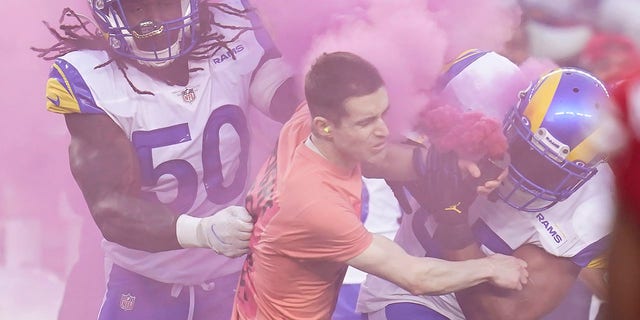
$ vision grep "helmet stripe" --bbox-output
[566,128,600,163]
[523,71,562,132]
[436,49,487,91]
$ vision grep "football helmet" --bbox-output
[437,49,527,121]
[89,0,201,67]
[497,68,610,212]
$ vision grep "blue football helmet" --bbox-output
[89,0,201,67]
[497,68,610,212]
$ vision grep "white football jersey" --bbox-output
[357,164,616,319]
[343,178,402,284]
[45,0,292,285]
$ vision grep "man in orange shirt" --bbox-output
[232,52,529,319]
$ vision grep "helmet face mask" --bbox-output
[89,0,201,67]
[497,68,609,212]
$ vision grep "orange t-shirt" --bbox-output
[233,105,373,320]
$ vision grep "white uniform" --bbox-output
[45,0,291,286]
[334,178,402,320]
[344,177,402,284]
[357,164,616,319]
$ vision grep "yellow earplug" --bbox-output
[323,127,330,133]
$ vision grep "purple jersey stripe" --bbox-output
[471,219,514,255]
[570,234,610,268]
[360,180,369,223]
[53,58,105,114]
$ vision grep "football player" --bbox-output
[357,50,617,320]
[34,0,299,319]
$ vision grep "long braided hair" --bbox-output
[32,1,256,95]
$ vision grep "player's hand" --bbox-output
[485,253,529,290]
[409,147,479,249]
[459,154,510,195]
[176,206,254,257]
[199,206,254,257]
[426,150,477,225]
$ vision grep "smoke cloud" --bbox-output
[253,0,522,138]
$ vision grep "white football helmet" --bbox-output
[89,0,201,67]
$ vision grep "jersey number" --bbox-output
[132,105,249,214]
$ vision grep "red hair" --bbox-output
[418,104,507,161]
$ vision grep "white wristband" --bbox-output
[176,215,204,248]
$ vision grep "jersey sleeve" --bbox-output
[46,58,104,115]
[567,169,616,267]
[242,3,294,115]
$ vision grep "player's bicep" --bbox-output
[512,244,581,297]
[64,113,141,205]
[514,244,580,300]
[462,244,581,319]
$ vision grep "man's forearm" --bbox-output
[439,241,516,319]
[407,256,493,295]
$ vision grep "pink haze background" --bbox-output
[253,0,522,137]
[0,1,85,220]
[0,0,98,319]
[0,0,544,318]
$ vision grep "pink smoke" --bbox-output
[519,56,559,85]
[2,0,528,318]
[253,0,522,138]
[1,0,91,253]
[0,1,103,319]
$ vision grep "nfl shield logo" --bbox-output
[182,88,196,103]
[120,293,136,311]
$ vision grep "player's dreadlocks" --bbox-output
[31,1,255,95]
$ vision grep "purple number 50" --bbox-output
[132,105,249,214]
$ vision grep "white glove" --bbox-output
[176,206,254,257]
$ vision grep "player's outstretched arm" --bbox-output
[347,234,528,296]
[64,113,253,256]
[443,243,580,320]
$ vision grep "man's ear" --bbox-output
[312,116,332,139]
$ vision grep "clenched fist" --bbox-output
[485,253,529,290]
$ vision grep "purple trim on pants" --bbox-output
[384,302,449,320]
